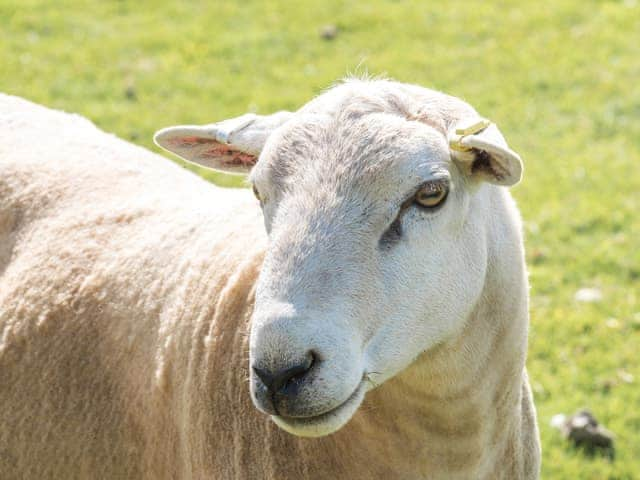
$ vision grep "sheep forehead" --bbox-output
[254,82,454,199]
[301,78,469,124]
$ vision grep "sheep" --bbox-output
[0,79,540,479]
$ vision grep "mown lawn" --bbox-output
[1,1,639,477]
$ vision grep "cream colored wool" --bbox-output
[0,80,540,479]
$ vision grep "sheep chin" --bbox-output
[271,381,366,438]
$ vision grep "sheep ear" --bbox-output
[154,111,292,175]
[449,118,523,186]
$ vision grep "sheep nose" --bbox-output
[252,351,315,398]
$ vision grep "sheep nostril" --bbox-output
[252,350,316,396]
[252,366,276,391]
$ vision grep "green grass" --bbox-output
[1,1,639,477]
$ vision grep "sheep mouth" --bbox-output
[270,380,367,438]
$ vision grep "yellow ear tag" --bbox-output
[449,118,492,152]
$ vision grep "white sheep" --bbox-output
[0,79,540,479]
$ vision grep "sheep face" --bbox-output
[154,79,523,438]
[249,114,487,437]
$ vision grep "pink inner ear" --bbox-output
[168,136,213,147]
[221,151,256,167]
[167,136,256,167]
[200,143,256,167]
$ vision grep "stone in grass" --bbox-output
[551,410,615,455]
[124,85,137,101]
[574,287,602,303]
[320,24,338,40]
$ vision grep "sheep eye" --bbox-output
[414,183,448,209]
[252,185,262,203]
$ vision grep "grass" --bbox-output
[1,0,639,477]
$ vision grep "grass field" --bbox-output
[2,1,639,477]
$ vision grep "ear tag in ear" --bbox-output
[449,118,492,152]
[449,117,523,186]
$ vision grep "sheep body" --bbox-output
[0,94,268,478]
[0,88,540,479]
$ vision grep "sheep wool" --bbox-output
[0,82,540,480]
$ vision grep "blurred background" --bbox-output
[1,1,639,478]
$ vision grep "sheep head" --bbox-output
[155,79,523,438]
